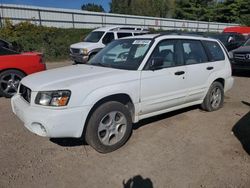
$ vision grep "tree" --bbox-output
[174,0,215,21]
[81,3,105,12]
[109,0,175,18]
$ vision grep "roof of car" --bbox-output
[121,33,219,42]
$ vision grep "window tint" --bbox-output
[147,40,181,69]
[117,32,132,38]
[204,41,225,61]
[134,33,144,36]
[181,40,208,65]
[102,32,115,45]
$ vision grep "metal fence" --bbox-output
[0,4,239,32]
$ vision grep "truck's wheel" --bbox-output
[85,101,132,153]
[0,70,25,98]
[201,81,224,112]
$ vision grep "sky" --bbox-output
[0,0,111,11]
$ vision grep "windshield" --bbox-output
[88,39,152,70]
[84,31,105,43]
[244,38,250,46]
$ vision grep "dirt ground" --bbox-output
[0,61,250,188]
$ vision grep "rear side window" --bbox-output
[117,33,133,38]
[204,41,225,61]
[181,40,208,65]
[102,32,115,45]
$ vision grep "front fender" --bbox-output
[82,81,140,107]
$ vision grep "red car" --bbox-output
[0,40,46,98]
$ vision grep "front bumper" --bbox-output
[231,63,250,71]
[11,95,90,138]
[70,53,89,64]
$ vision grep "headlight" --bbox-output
[81,48,88,55]
[35,90,71,107]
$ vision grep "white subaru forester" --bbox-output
[11,34,234,153]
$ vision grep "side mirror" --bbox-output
[149,57,164,70]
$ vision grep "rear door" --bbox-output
[180,39,213,103]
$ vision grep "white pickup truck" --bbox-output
[12,34,233,153]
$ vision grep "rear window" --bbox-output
[204,41,225,61]
[117,32,133,38]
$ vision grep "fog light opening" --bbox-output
[31,122,47,137]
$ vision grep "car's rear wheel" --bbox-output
[0,70,25,98]
[201,81,224,112]
[85,101,132,153]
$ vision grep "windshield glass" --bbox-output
[88,39,152,70]
[244,38,250,46]
[84,31,105,43]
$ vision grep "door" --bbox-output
[180,39,213,103]
[140,39,188,115]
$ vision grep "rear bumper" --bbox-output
[11,94,90,138]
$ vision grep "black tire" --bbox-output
[0,70,25,98]
[85,101,132,153]
[201,81,224,112]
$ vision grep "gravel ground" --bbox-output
[0,61,250,188]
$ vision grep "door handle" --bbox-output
[207,66,214,70]
[175,71,185,75]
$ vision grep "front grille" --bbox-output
[70,48,80,54]
[234,53,246,61]
[19,84,31,103]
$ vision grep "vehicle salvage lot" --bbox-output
[0,61,250,188]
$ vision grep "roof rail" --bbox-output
[158,31,208,38]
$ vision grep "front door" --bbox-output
[140,39,188,115]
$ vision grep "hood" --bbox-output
[21,65,139,91]
[232,46,250,53]
[70,42,103,50]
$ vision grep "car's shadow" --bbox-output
[232,101,250,155]
[50,105,199,147]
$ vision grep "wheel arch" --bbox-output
[213,78,225,88]
[0,68,27,76]
[82,93,135,138]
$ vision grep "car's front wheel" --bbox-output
[85,101,132,153]
[0,70,25,98]
[201,81,224,112]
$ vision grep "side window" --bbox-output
[117,32,133,38]
[204,41,225,61]
[0,47,18,56]
[181,40,208,65]
[147,40,180,69]
[102,32,115,45]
